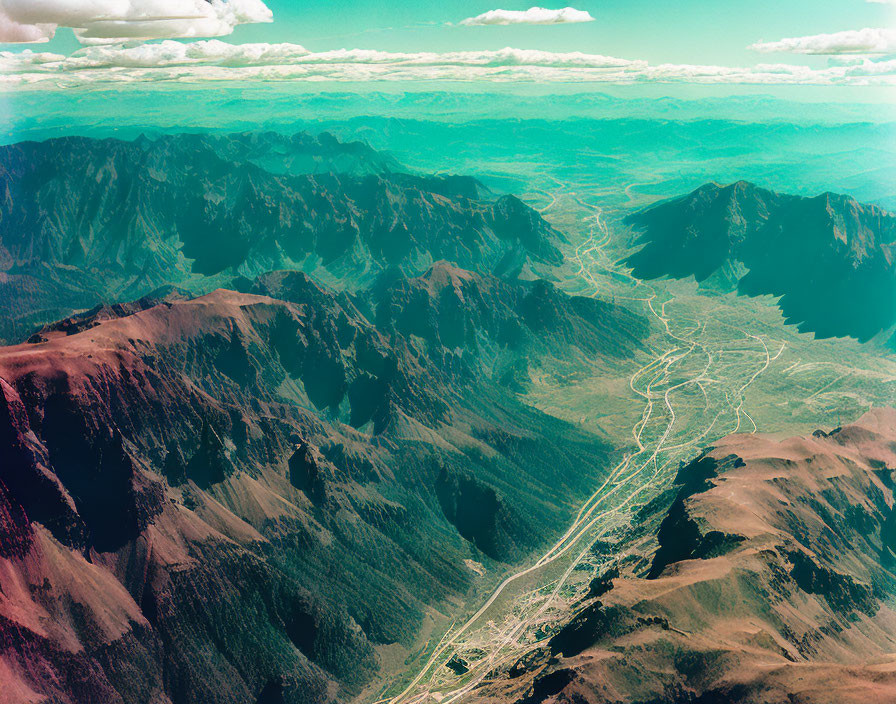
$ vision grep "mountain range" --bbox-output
[0,131,646,704]
[0,133,563,343]
[2,130,894,704]
[0,263,648,703]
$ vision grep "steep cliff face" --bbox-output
[625,181,896,342]
[501,409,896,704]
[0,265,644,704]
[0,133,564,343]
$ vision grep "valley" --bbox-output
[1,0,894,696]
[374,169,896,704]
[0,125,893,704]
[0,0,896,704]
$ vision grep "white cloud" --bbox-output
[460,6,594,26]
[0,41,641,71]
[749,27,896,55]
[1,42,895,88]
[0,0,272,44]
[59,38,310,68]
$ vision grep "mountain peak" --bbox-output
[625,183,896,341]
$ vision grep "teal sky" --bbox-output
[2,0,893,97]
[28,0,896,68]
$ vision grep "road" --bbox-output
[378,188,784,704]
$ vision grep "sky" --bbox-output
[0,0,894,91]
[230,0,894,63]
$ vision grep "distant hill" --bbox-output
[180,130,404,176]
[625,181,896,343]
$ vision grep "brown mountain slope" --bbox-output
[0,267,645,704]
[495,409,896,704]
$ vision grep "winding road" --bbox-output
[378,187,785,704]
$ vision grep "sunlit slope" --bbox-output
[487,410,896,704]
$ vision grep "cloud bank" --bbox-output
[460,6,594,26]
[749,27,896,55]
[0,0,272,44]
[2,41,894,88]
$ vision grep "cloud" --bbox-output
[0,41,640,71]
[749,27,896,55]
[0,0,272,44]
[1,41,895,88]
[58,39,311,68]
[460,6,594,26]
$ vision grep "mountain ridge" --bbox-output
[0,132,563,343]
[0,263,646,703]
[489,408,896,704]
[624,181,896,343]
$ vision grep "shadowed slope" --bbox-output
[0,133,564,343]
[625,181,896,342]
